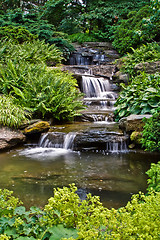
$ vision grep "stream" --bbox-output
[0,145,158,209]
[0,44,159,209]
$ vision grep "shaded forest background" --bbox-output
[1,0,159,56]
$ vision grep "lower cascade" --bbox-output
[39,132,76,150]
[38,130,128,153]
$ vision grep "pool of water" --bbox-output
[0,146,158,209]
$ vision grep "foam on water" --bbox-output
[19,147,70,160]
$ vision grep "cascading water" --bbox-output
[82,76,110,97]
[80,73,128,152]
[82,75,117,122]
[39,132,76,150]
[106,139,128,153]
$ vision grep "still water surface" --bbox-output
[0,146,159,209]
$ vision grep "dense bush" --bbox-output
[112,0,160,54]
[141,109,160,152]
[0,25,37,43]
[0,184,160,239]
[114,73,160,121]
[0,40,63,65]
[0,12,74,60]
[146,161,160,192]
[0,61,84,121]
[0,95,30,128]
[119,43,160,77]
[42,0,149,41]
[68,33,97,44]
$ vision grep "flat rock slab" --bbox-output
[0,127,26,150]
[134,61,160,74]
[119,114,152,132]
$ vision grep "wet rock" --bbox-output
[62,64,116,79]
[74,130,129,151]
[0,127,26,150]
[134,61,160,74]
[119,114,152,133]
[23,121,50,135]
[19,119,42,129]
[112,71,129,84]
[130,131,143,146]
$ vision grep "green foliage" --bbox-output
[105,192,160,239]
[141,109,160,152]
[114,73,160,121]
[43,0,149,39]
[146,161,160,192]
[0,95,30,128]
[112,1,160,54]
[0,61,84,121]
[0,184,160,240]
[0,189,22,217]
[120,43,160,77]
[0,25,37,43]
[43,184,108,239]
[0,11,74,60]
[0,39,63,65]
[68,33,97,44]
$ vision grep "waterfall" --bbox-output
[106,139,128,153]
[82,76,110,98]
[39,132,76,150]
[63,132,76,149]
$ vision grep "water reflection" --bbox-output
[0,147,159,209]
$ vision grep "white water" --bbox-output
[106,139,128,153]
[39,132,76,150]
[19,132,77,159]
[63,132,76,149]
[82,76,111,98]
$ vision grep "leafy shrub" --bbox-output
[0,185,160,240]
[68,33,97,44]
[0,95,30,128]
[0,12,74,60]
[120,43,160,77]
[105,192,160,239]
[0,25,37,43]
[112,1,160,54]
[48,37,74,60]
[0,61,84,121]
[0,189,22,217]
[0,40,63,65]
[114,73,160,121]
[141,109,160,152]
[146,161,160,192]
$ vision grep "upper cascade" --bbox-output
[67,42,120,66]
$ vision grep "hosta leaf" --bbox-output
[146,87,157,93]
[141,106,151,114]
[148,101,159,107]
[119,109,127,117]
[48,224,78,240]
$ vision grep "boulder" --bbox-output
[74,130,129,151]
[130,131,143,145]
[0,127,26,150]
[119,114,152,133]
[112,71,129,84]
[134,61,160,74]
[23,121,50,135]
